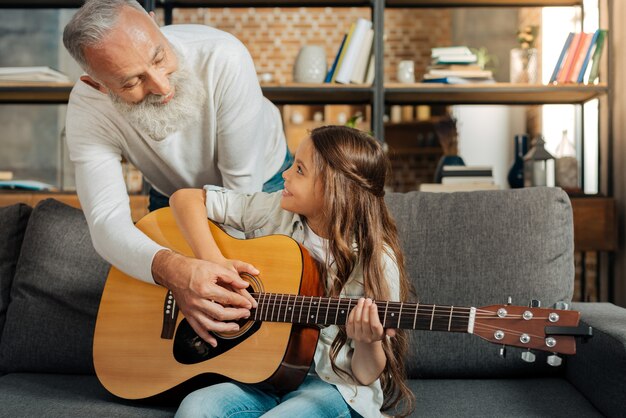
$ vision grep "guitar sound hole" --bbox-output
[173,318,261,365]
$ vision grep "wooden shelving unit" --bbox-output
[386,0,582,7]
[385,83,608,105]
[1,82,607,106]
[0,81,74,104]
[0,193,149,223]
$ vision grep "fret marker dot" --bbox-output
[311,315,314,318]
[391,313,395,317]
[341,310,345,314]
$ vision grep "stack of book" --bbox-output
[0,66,70,83]
[549,29,608,85]
[423,46,494,84]
[420,165,498,192]
[325,18,375,85]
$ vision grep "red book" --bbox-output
[556,32,582,84]
[568,33,593,83]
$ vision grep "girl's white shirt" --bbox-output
[203,186,401,418]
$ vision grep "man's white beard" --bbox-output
[109,64,206,141]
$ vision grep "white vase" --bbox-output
[510,48,538,84]
[293,46,327,83]
[397,60,415,83]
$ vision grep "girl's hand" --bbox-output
[346,298,396,343]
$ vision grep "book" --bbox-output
[0,180,57,191]
[364,52,375,85]
[441,165,493,177]
[331,22,356,83]
[324,34,347,83]
[576,29,600,83]
[442,176,495,185]
[427,69,493,79]
[557,32,583,84]
[429,64,483,71]
[568,32,594,83]
[431,55,477,65]
[419,182,499,192]
[549,32,575,84]
[335,18,372,84]
[350,28,374,84]
[431,46,473,58]
[422,76,495,84]
[586,29,608,84]
[0,66,70,83]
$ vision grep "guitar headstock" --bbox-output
[473,304,582,356]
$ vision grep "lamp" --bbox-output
[523,135,555,187]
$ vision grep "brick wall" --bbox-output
[167,7,451,83]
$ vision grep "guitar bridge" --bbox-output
[161,290,179,339]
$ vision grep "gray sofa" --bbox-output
[0,188,624,417]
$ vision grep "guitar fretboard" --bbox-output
[250,293,475,333]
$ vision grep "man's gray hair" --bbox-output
[63,0,147,72]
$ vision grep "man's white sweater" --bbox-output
[65,25,286,283]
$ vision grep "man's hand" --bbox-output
[151,249,259,347]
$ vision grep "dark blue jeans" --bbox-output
[148,149,293,212]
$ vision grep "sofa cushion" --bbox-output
[0,199,110,374]
[385,188,574,378]
[404,378,602,417]
[0,373,176,417]
[0,203,32,341]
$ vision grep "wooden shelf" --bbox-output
[2,0,580,7]
[571,197,617,252]
[385,83,608,105]
[2,82,606,106]
[261,83,374,105]
[0,1,83,7]
[0,82,73,104]
[0,192,149,223]
[162,0,373,6]
[387,0,582,7]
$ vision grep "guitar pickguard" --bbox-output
[173,319,262,364]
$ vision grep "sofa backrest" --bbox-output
[0,199,110,374]
[0,189,574,379]
[0,203,32,344]
[385,187,574,378]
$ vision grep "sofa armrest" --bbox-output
[565,302,626,418]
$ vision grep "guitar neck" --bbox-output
[251,293,475,334]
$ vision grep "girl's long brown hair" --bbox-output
[309,125,415,417]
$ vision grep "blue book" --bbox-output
[422,76,494,84]
[325,34,347,83]
[576,29,600,83]
[549,32,575,84]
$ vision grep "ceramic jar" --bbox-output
[293,46,327,83]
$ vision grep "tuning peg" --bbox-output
[530,299,541,308]
[499,346,507,358]
[553,301,570,310]
[547,354,563,367]
[521,350,536,363]
[507,296,512,305]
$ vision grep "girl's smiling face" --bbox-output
[281,136,326,235]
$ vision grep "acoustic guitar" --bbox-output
[93,207,591,400]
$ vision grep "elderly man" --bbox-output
[63,0,289,343]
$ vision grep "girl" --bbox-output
[170,126,414,418]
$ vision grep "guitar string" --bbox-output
[251,293,551,317]
[252,301,535,320]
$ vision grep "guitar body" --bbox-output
[93,208,323,400]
